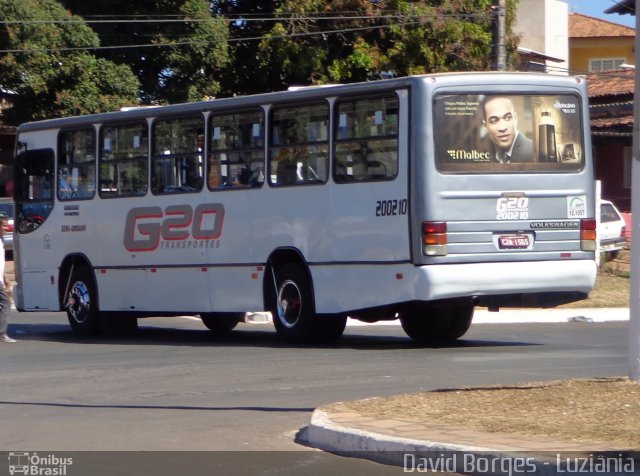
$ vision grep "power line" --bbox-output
[0,12,486,25]
[0,17,482,54]
[525,61,636,80]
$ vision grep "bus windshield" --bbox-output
[434,93,584,173]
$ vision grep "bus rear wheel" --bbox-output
[200,313,243,332]
[270,263,345,343]
[65,266,101,335]
[399,303,474,344]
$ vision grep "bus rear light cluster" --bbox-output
[580,218,597,251]
[422,221,447,256]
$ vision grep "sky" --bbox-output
[562,0,636,27]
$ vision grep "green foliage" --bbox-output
[1,0,522,121]
[220,0,520,95]
[0,0,140,124]
[63,0,230,104]
[215,0,286,96]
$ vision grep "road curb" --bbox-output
[303,409,637,475]
[304,409,491,462]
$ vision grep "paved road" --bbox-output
[0,311,628,474]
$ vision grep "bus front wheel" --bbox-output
[65,266,101,335]
[399,303,474,344]
[270,263,345,343]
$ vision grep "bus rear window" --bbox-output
[434,94,584,173]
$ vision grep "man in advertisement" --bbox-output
[481,96,533,164]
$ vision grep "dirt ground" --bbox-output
[327,378,640,449]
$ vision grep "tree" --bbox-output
[218,0,520,95]
[0,0,140,125]
[63,0,230,104]
[213,0,281,96]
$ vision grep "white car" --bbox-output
[599,199,626,259]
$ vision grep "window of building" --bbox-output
[589,58,626,72]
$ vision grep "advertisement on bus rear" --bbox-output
[434,94,584,173]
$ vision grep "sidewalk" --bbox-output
[304,307,635,475]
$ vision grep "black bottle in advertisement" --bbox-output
[538,111,557,162]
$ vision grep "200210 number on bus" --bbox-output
[375,199,408,217]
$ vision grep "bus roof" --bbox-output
[17,72,586,133]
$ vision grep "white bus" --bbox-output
[12,73,597,343]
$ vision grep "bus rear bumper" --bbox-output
[415,259,597,308]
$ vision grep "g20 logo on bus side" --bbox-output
[496,197,529,220]
[124,204,225,252]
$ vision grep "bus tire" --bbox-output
[270,263,344,343]
[448,304,474,340]
[399,303,474,343]
[316,314,347,342]
[100,312,138,335]
[271,264,315,342]
[200,313,243,332]
[65,266,101,336]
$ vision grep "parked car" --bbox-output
[599,199,626,260]
[0,197,14,254]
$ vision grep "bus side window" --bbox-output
[152,115,205,195]
[334,94,399,183]
[99,122,149,198]
[57,128,96,200]
[208,109,265,190]
[269,102,329,187]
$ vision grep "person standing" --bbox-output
[0,216,15,343]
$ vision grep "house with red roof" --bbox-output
[587,69,634,212]
[569,13,635,212]
[569,13,635,74]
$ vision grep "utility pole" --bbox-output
[493,0,507,71]
[630,10,640,382]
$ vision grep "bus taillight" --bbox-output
[580,218,597,251]
[422,221,447,256]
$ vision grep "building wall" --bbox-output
[593,137,632,211]
[570,38,635,73]
[516,0,569,73]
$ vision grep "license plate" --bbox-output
[499,235,531,249]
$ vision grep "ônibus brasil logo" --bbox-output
[124,203,225,252]
[8,452,73,475]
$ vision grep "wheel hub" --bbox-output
[277,280,302,328]
[66,281,91,324]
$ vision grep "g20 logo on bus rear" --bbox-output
[124,204,225,252]
[496,197,529,220]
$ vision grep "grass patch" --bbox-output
[328,378,640,448]
[560,246,630,308]
[571,273,630,308]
